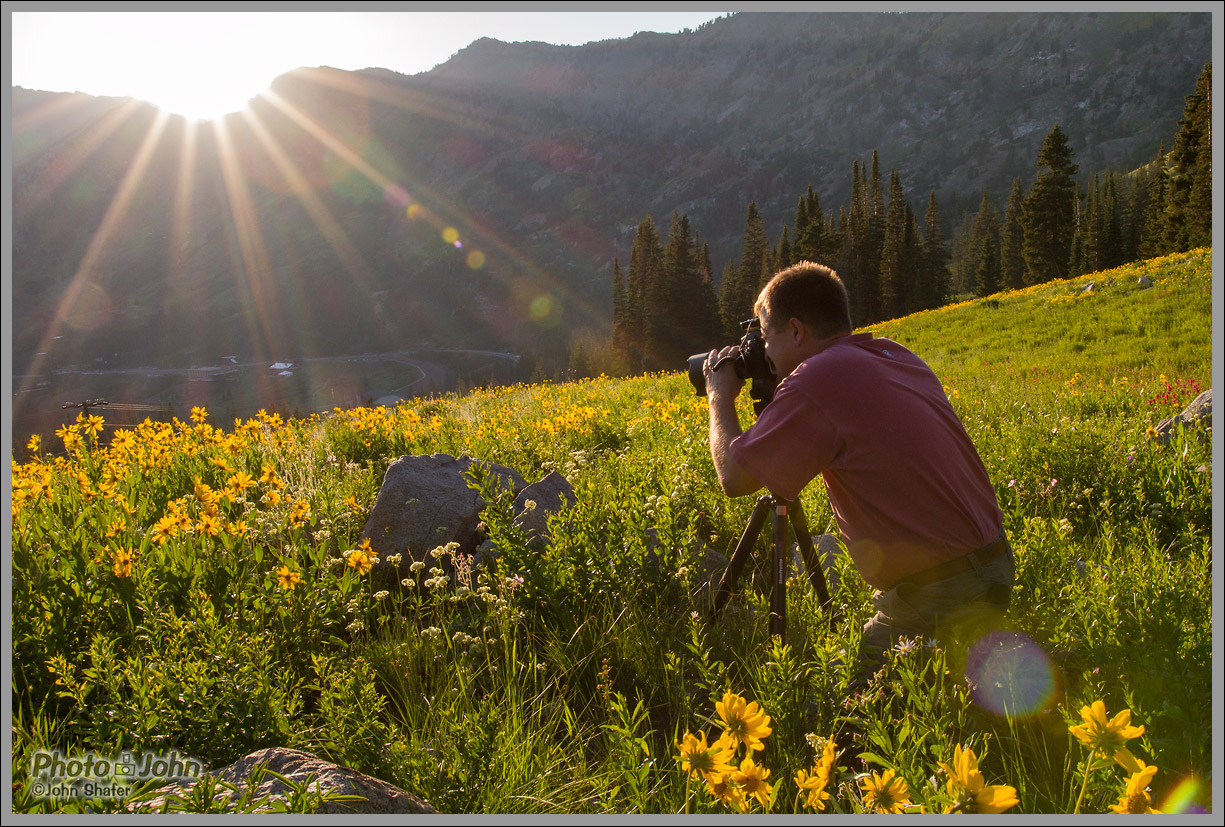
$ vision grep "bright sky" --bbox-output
[10,8,733,121]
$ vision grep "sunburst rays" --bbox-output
[15,64,613,422]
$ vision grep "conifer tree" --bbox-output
[838,160,872,324]
[1121,166,1149,263]
[1074,174,1102,276]
[1100,172,1123,270]
[794,193,813,259]
[1138,143,1169,259]
[879,169,909,319]
[1021,124,1079,284]
[1000,178,1027,289]
[650,212,719,369]
[920,191,950,310]
[969,191,1001,297]
[863,151,886,321]
[624,215,663,373]
[611,257,630,372]
[901,203,922,315]
[1166,61,1212,251]
[776,225,793,270]
[720,202,769,339]
[717,259,740,340]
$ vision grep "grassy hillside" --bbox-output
[10,249,1213,814]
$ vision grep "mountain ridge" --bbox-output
[10,11,1212,418]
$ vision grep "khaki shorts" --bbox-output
[853,540,1015,684]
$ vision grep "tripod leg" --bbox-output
[788,502,839,631]
[770,502,787,638]
[708,495,773,623]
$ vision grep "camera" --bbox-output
[687,318,779,414]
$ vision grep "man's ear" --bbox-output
[787,317,808,343]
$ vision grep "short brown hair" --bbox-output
[755,260,852,338]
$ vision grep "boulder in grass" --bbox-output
[129,748,437,814]
[361,453,527,583]
[1152,388,1212,447]
[512,470,577,545]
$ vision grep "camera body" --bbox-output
[687,318,779,414]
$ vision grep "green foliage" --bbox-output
[10,250,1213,813]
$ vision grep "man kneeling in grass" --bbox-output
[701,261,1014,686]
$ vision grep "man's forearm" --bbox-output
[708,394,762,497]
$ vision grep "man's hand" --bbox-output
[704,347,762,498]
[702,346,745,403]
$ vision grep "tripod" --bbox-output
[708,494,837,639]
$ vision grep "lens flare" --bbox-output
[529,294,557,325]
[442,226,460,245]
[62,282,114,332]
[1159,776,1206,814]
[384,184,410,209]
[964,631,1058,718]
[406,203,422,220]
[466,250,486,269]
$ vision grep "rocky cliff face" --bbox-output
[10,11,1211,382]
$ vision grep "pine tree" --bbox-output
[969,191,1001,297]
[879,169,909,319]
[1100,172,1123,270]
[717,259,741,340]
[1021,124,1079,284]
[920,191,950,310]
[901,203,922,315]
[1138,144,1169,259]
[776,225,793,270]
[720,202,769,339]
[1000,179,1027,289]
[1074,174,1101,276]
[624,215,664,373]
[611,257,630,373]
[863,151,886,322]
[1121,166,1149,263]
[651,212,719,369]
[839,160,871,324]
[1166,61,1212,251]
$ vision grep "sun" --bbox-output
[13,12,302,121]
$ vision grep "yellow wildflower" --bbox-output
[151,514,179,544]
[227,470,255,494]
[1108,763,1161,814]
[860,768,911,814]
[196,512,222,537]
[276,564,302,591]
[939,744,1019,814]
[190,406,209,423]
[705,773,745,812]
[1068,700,1145,767]
[288,499,311,527]
[676,730,736,782]
[731,756,772,810]
[715,692,772,752]
[111,547,134,579]
[795,738,837,811]
[346,539,378,575]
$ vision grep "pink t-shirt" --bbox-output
[729,332,1003,590]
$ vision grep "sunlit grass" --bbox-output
[10,248,1212,813]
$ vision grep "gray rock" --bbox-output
[362,453,527,582]
[1137,275,1153,288]
[1153,388,1212,446]
[129,747,436,814]
[512,470,577,544]
[790,533,845,596]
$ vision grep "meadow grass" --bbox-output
[9,248,1213,814]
